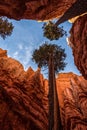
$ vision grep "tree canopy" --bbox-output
[42,21,67,41]
[0,17,14,39]
[32,42,67,130]
[32,42,67,73]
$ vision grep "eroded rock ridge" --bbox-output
[0,48,87,130]
[69,14,87,79]
[0,0,76,20]
[0,48,48,130]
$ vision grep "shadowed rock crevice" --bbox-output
[56,0,87,25]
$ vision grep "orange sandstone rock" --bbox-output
[0,0,76,20]
[0,48,48,130]
[69,14,87,79]
[0,48,87,130]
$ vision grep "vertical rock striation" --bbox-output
[69,14,87,79]
[56,73,87,130]
[0,48,48,130]
[0,48,87,130]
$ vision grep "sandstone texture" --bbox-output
[56,73,87,130]
[69,14,87,79]
[56,0,87,25]
[0,48,48,130]
[0,0,77,20]
[56,73,87,129]
[0,48,87,130]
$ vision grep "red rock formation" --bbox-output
[0,48,48,130]
[56,73,87,130]
[0,48,87,130]
[56,72,75,108]
[69,14,87,79]
[0,0,76,20]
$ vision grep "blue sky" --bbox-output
[0,19,81,77]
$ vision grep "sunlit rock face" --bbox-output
[69,14,87,79]
[0,48,48,130]
[0,48,87,130]
[56,73,87,130]
[0,0,76,20]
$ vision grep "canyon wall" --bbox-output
[0,1,87,129]
[56,73,87,130]
[0,0,76,20]
[69,14,87,79]
[0,48,87,130]
[0,48,48,130]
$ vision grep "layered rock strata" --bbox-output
[0,0,76,20]
[0,48,87,130]
[69,14,87,79]
[0,48,48,130]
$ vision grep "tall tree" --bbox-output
[0,17,14,39]
[42,21,67,41]
[32,42,67,130]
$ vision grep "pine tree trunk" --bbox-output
[48,54,54,130]
[53,74,63,130]
[48,53,63,130]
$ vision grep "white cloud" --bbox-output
[18,44,23,50]
[13,51,19,58]
[22,46,33,70]
[10,44,34,70]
